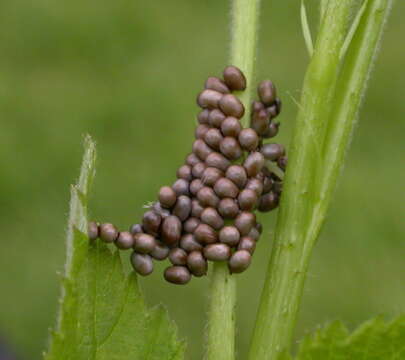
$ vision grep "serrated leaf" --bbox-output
[289,316,405,360]
[44,135,185,360]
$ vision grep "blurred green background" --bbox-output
[0,0,404,359]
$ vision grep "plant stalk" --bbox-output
[229,0,262,124]
[206,1,261,359]
[319,0,393,224]
[248,1,365,359]
[207,262,237,360]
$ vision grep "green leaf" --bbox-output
[44,135,185,360]
[290,316,405,359]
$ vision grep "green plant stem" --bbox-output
[230,0,261,125]
[207,262,237,360]
[206,1,261,360]
[320,0,330,21]
[249,0,393,359]
[248,1,355,359]
[319,0,393,227]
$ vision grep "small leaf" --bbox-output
[301,0,314,57]
[289,316,405,359]
[44,135,185,360]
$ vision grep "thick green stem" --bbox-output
[207,262,237,360]
[249,1,393,359]
[248,1,354,359]
[229,0,261,125]
[318,0,393,227]
[206,1,261,359]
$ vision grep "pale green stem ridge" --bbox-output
[207,1,261,359]
[248,2,355,359]
[301,0,314,57]
[320,0,330,22]
[249,0,393,359]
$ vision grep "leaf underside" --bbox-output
[44,135,185,360]
[285,316,405,360]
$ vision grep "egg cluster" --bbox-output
[88,65,286,285]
